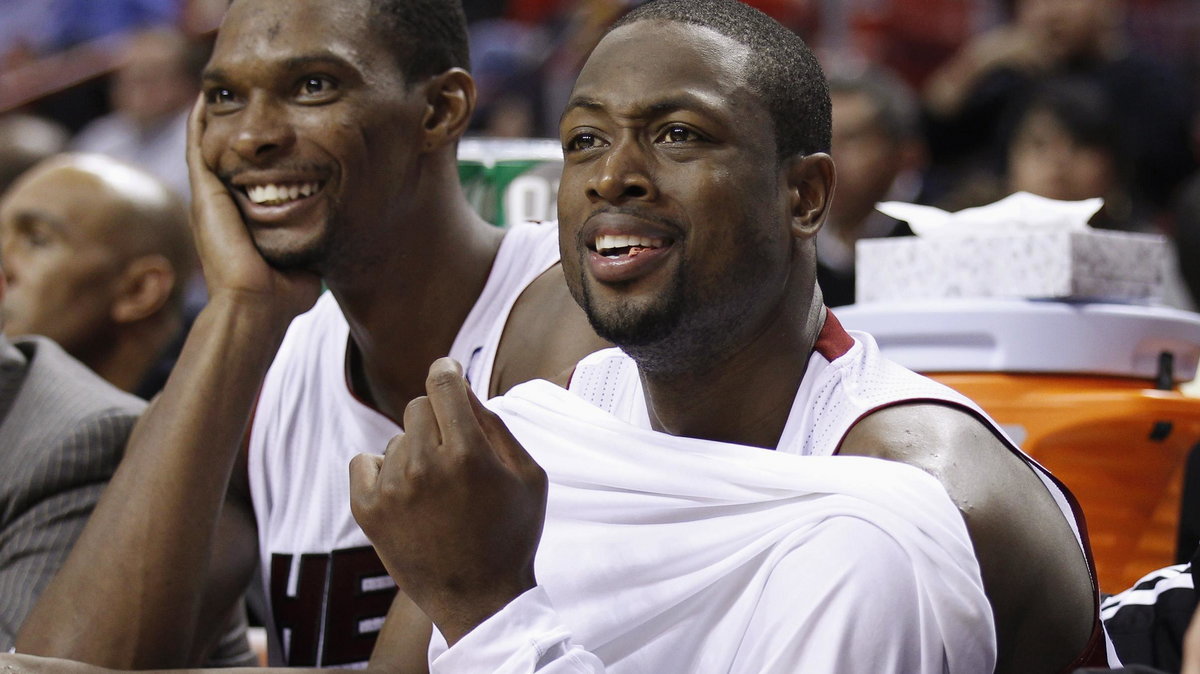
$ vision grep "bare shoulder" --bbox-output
[489,263,610,396]
[843,403,1095,672]
[841,402,1029,498]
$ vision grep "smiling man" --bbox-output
[349,1,1111,672]
[14,0,603,669]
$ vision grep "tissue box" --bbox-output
[855,229,1167,304]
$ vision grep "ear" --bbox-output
[111,254,175,325]
[786,152,835,241]
[419,68,477,153]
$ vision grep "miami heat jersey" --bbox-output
[568,310,1116,668]
[246,221,560,666]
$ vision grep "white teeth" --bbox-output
[245,181,321,205]
[595,234,665,255]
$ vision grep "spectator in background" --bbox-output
[922,0,1195,219]
[950,80,1198,311]
[0,0,177,63]
[819,69,925,307]
[0,154,195,398]
[0,115,68,194]
[466,19,547,138]
[43,0,179,54]
[0,253,145,651]
[1007,82,1195,310]
[1006,80,1133,229]
[71,28,206,199]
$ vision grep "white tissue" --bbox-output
[876,192,1103,238]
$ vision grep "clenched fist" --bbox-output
[349,358,547,646]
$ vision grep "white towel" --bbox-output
[430,380,996,673]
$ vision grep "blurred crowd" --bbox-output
[0,1,1199,671]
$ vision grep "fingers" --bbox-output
[461,367,545,483]
[185,94,204,170]
[424,358,487,449]
[185,94,223,202]
[402,396,440,448]
[348,452,385,523]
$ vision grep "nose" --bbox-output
[231,94,296,162]
[587,137,657,204]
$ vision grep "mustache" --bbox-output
[216,162,331,184]
[581,206,683,233]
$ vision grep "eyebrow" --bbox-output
[561,93,721,123]
[10,209,69,236]
[202,51,355,84]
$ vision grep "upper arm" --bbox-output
[489,264,610,396]
[733,517,994,674]
[841,403,1094,673]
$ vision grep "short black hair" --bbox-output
[1018,79,1121,156]
[372,0,470,83]
[611,0,830,158]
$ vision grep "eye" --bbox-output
[206,87,236,105]
[297,75,338,103]
[564,132,603,153]
[16,221,54,248]
[658,125,701,144]
[204,86,240,113]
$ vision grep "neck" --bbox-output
[90,317,180,394]
[639,281,825,449]
[330,174,504,423]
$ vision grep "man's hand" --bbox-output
[350,358,548,647]
[185,95,320,321]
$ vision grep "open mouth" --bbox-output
[241,181,324,207]
[593,233,669,258]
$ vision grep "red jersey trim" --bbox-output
[815,309,855,362]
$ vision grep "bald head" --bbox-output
[0,154,194,376]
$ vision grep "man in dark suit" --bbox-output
[0,280,144,648]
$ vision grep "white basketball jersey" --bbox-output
[246,221,561,667]
[569,310,1115,668]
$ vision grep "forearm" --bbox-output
[16,295,290,667]
[0,653,363,674]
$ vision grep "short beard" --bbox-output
[257,240,328,274]
[252,202,342,275]
[581,272,685,344]
[574,242,780,378]
[578,268,713,377]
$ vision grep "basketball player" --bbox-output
[351,1,1112,672]
[15,0,604,668]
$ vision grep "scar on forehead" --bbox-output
[267,21,282,40]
